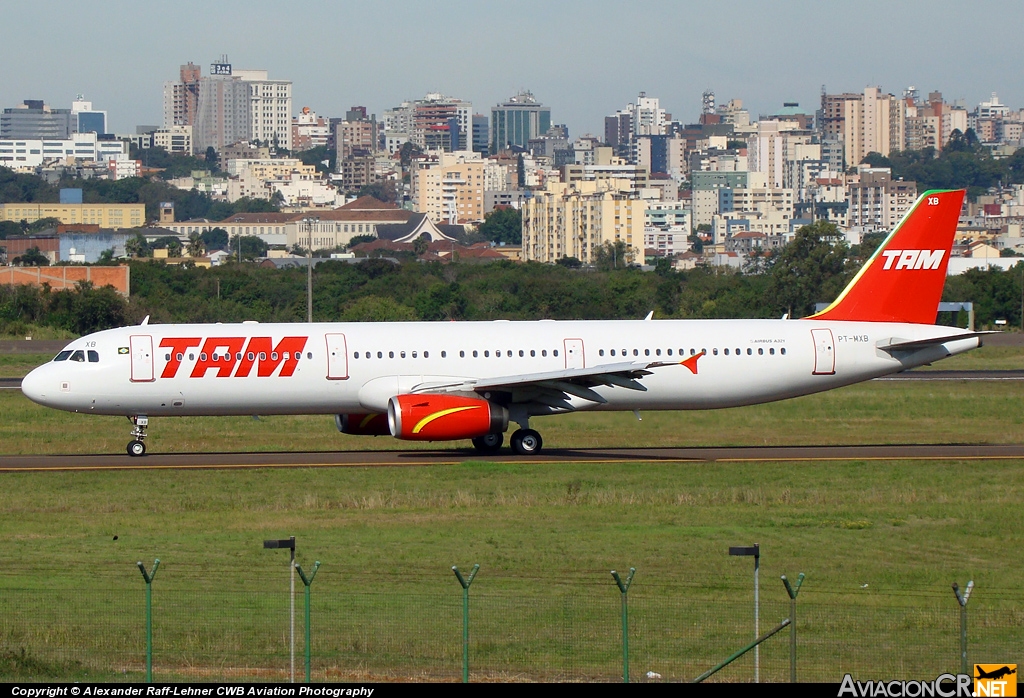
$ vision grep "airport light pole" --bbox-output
[952,580,974,675]
[265,536,296,683]
[730,544,760,682]
[302,217,318,322]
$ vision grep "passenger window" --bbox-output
[712,349,718,356]
[200,353,208,361]
[599,349,605,356]
[53,351,72,362]
[165,353,171,361]
[506,350,512,357]
[530,350,535,357]
[460,351,465,357]
[424,351,430,358]
[667,349,673,356]
[271,352,278,361]
[88,350,99,363]
[644,349,650,356]
[519,350,524,357]
[484,350,489,357]
[354,352,360,359]
[769,348,775,355]
[177,353,183,361]
[473,350,478,357]
[259,352,267,361]
[306,352,312,359]
[248,352,255,361]
[553,350,559,357]
[656,349,661,356]
[781,348,786,355]
[724,348,729,355]
[633,349,639,356]
[736,348,741,355]
[747,348,752,355]
[758,348,764,355]
[412,351,418,358]
[400,351,406,358]
[542,350,547,357]
[377,351,383,358]
[236,352,243,361]
[189,353,195,361]
[610,349,616,356]
[389,351,394,358]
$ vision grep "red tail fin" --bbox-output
[807,189,964,324]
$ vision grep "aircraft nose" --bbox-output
[20,365,53,406]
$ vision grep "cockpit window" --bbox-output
[53,351,72,362]
[69,350,86,362]
[88,350,99,363]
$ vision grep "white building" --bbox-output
[0,132,125,169]
[234,69,293,151]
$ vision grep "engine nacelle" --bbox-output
[387,394,508,441]
[335,413,391,436]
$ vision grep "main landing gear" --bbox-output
[127,415,148,457]
[509,428,543,456]
[470,428,544,456]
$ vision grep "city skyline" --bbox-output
[1,0,1022,136]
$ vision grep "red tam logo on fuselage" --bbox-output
[158,337,308,379]
[880,249,945,270]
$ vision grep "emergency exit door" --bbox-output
[130,335,154,382]
[326,333,349,380]
[811,328,836,375]
[563,338,585,369]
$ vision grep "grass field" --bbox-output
[0,459,1021,681]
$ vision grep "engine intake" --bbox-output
[387,394,507,441]
[335,413,391,436]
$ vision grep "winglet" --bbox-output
[808,189,965,324]
[680,350,705,374]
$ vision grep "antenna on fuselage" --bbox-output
[140,315,150,326]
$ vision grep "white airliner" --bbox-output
[21,189,984,457]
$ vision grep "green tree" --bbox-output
[13,246,49,266]
[230,235,268,261]
[348,234,377,247]
[340,295,418,321]
[765,220,851,317]
[295,145,336,175]
[124,233,150,258]
[357,180,397,203]
[477,207,522,245]
[399,142,422,167]
[593,240,632,270]
[412,234,429,257]
[556,256,582,268]
[200,227,229,251]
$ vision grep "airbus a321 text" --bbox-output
[22,189,985,457]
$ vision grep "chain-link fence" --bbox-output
[1,579,1020,682]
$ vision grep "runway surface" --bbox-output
[2,443,1024,472]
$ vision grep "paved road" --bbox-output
[2,443,1023,472]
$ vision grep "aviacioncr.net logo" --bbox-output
[838,673,972,697]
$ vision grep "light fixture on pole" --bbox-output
[730,543,760,683]
[302,217,318,322]
[264,536,297,683]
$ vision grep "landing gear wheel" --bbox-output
[510,428,543,456]
[472,433,503,454]
[127,440,146,457]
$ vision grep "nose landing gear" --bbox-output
[127,415,148,457]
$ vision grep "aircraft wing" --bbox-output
[410,361,662,407]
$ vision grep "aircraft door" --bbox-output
[130,335,155,382]
[563,338,585,369]
[811,328,836,375]
[326,333,349,380]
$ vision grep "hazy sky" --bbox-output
[2,0,1022,136]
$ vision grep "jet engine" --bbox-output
[387,394,507,441]
[335,413,392,436]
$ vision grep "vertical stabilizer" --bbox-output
[808,189,965,324]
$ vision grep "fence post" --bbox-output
[452,564,479,683]
[135,559,160,684]
[952,580,974,675]
[611,567,636,683]
[781,573,805,683]
[295,561,321,683]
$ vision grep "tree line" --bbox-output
[5,220,1021,338]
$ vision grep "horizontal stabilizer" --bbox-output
[876,332,994,352]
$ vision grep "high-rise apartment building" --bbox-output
[411,151,485,224]
[170,58,292,154]
[821,87,904,169]
[523,180,645,265]
[491,91,550,153]
[603,92,668,163]
[162,62,201,128]
[384,94,471,152]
